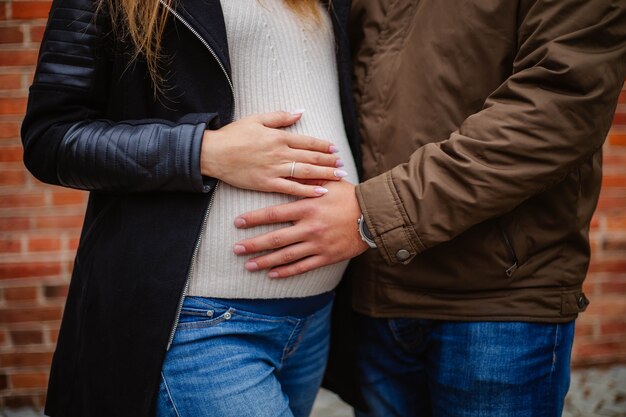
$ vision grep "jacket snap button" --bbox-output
[224,312,232,320]
[396,249,411,261]
[577,296,587,309]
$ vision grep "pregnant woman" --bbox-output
[21,0,359,416]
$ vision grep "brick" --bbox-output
[0,373,7,390]
[608,133,626,146]
[573,340,626,360]
[0,49,39,66]
[600,321,626,336]
[0,3,6,20]
[10,329,44,345]
[30,24,46,43]
[604,236,626,251]
[587,259,626,273]
[596,195,626,211]
[602,175,626,188]
[51,189,87,205]
[35,214,84,229]
[0,26,23,44]
[574,321,595,338]
[0,305,63,323]
[620,91,626,104]
[4,286,38,301]
[607,212,626,229]
[0,329,7,346]
[0,217,30,231]
[0,238,21,253]
[4,394,40,408]
[0,351,53,367]
[0,97,27,115]
[0,170,26,186]
[0,73,22,90]
[0,121,20,139]
[613,113,626,125]
[0,192,46,208]
[601,281,626,295]
[68,237,80,250]
[28,236,61,252]
[44,284,68,299]
[583,297,626,317]
[0,261,61,279]
[0,145,24,162]
[10,372,49,389]
[11,2,53,20]
[603,153,626,167]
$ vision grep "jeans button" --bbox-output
[224,312,232,320]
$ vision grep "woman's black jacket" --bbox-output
[21,0,361,415]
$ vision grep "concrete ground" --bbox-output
[1,366,625,417]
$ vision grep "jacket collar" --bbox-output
[169,0,232,76]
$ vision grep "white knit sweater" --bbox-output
[187,0,358,298]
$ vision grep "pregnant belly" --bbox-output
[188,182,347,298]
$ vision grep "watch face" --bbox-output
[362,221,374,240]
[359,216,377,248]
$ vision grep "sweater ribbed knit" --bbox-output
[187,0,358,298]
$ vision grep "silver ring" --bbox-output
[290,161,296,177]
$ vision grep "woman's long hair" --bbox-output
[98,0,323,95]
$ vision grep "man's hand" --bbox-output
[232,180,369,278]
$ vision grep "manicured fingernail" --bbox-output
[290,108,305,115]
[233,245,246,254]
[335,159,344,168]
[268,272,279,279]
[329,145,339,153]
[245,261,259,271]
[334,169,348,178]
[234,218,246,228]
[315,187,329,195]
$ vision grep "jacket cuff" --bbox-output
[355,171,425,265]
[185,113,220,194]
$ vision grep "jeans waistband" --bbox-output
[198,291,335,318]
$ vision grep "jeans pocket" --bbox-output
[155,373,181,417]
[176,300,235,330]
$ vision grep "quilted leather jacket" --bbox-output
[21,0,360,415]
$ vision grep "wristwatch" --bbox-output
[357,214,378,249]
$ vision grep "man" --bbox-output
[232,0,626,415]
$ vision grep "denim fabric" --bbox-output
[354,316,575,417]
[156,296,333,417]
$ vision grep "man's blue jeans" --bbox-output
[156,296,333,417]
[354,315,575,417]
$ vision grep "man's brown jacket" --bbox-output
[349,0,626,322]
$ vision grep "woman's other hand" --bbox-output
[200,111,347,197]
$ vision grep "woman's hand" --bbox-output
[200,111,346,197]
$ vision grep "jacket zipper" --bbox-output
[160,0,235,351]
[500,224,519,278]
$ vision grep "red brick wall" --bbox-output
[0,0,625,409]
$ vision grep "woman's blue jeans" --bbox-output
[354,315,575,417]
[156,296,333,417]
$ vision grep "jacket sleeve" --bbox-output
[355,0,626,265]
[21,0,218,194]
